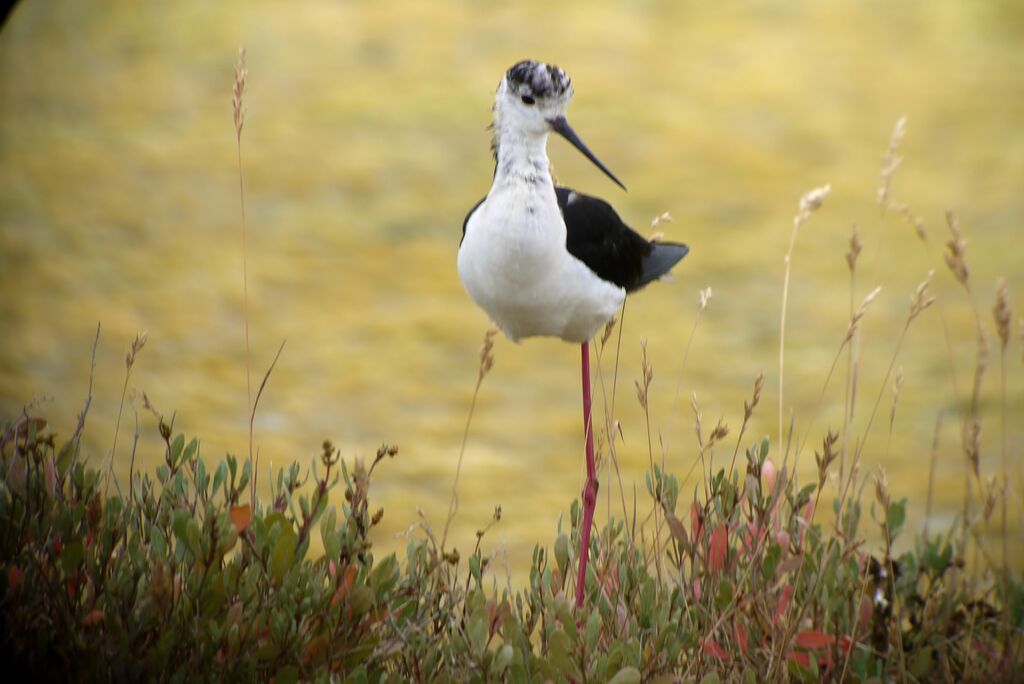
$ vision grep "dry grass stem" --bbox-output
[743,372,764,424]
[233,47,255,493]
[232,48,247,140]
[993,280,1011,624]
[128,397,141,504]
[698,286,712,312]
[691,393,728,504]
[945,212,990,563]
[673,287,712,414]
[964,419,981,478]
[886,366,904,460]
[126,331,147,370]
[845,223,862,272]
[649,211,672,242]
[841,223,863,486]
[877,116,907,214]
[981,475,999,523]
[634,337,652,413]
[795,284,880,468]
[863,118,909,433]
[779,182,830,451]
[706,420,729,451]
[845,286,883,345]
[72,323,101,467]
[441,328,496,553]
[649,211,672,231]
[249,339,286,507]
[943,212,970,287]
[890,366,904,424]
[728,372,763,480]
[690,393,707,500]
[595,301,632,540]
[944,213,989,366]
[106,331,147,496]
[250,340,286,428]
[874,467,891,512]
[908,270,936,322]
[799,184,831,215]
[477,328,496,380]
[994,280,1011,350]
[599,316,617,348]
[893,202,928,242]
[815,429,839,488]
[837,273,934,518]
[635,338,664,585]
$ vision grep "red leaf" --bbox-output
[7,565,23,593]
[331,564,357,606]
[488,599,508,637]
[795,630,835,650]
[301,635,328,666]
[839,635,854,654]
[701,638,729,660]
[709,524,728,575]
[82,609,105,627]
[44,457,57,496]
[742,522,763,552]
[735,620,749,656]
[787,651,810,668]
[774,585,794,624]
[230,504,252,533]
[858,594,873,627]
[802,499,816,524]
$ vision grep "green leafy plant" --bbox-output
[2,404,1019,681]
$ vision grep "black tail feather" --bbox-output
[633,242,689,291]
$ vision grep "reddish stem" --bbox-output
[576,341,598,610]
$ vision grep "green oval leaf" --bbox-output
[609,666,642,684]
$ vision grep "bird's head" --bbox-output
[494,59,625,190]
[497,60,574,134]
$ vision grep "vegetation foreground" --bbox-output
[0,387,1020,681]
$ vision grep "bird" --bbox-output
[457,59,689,609]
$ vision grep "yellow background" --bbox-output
[1,0,1021,576]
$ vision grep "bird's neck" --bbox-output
[491,125,553,191]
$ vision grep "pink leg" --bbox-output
[576,341,598,609]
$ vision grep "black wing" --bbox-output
[557,187,689,292]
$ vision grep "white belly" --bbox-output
[458,185,625,344]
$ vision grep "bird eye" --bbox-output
[520,94,536,106]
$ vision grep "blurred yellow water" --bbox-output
[2,0,1022,575]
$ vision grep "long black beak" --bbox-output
[549,115,626,191]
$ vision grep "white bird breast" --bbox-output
[458,182,625,344]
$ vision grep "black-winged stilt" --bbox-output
[458,59,689,608]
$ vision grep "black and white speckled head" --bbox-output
[493,60,574,139]
[505,60,573,103]
[491,59,625,190]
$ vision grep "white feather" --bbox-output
[458,87,624,344]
